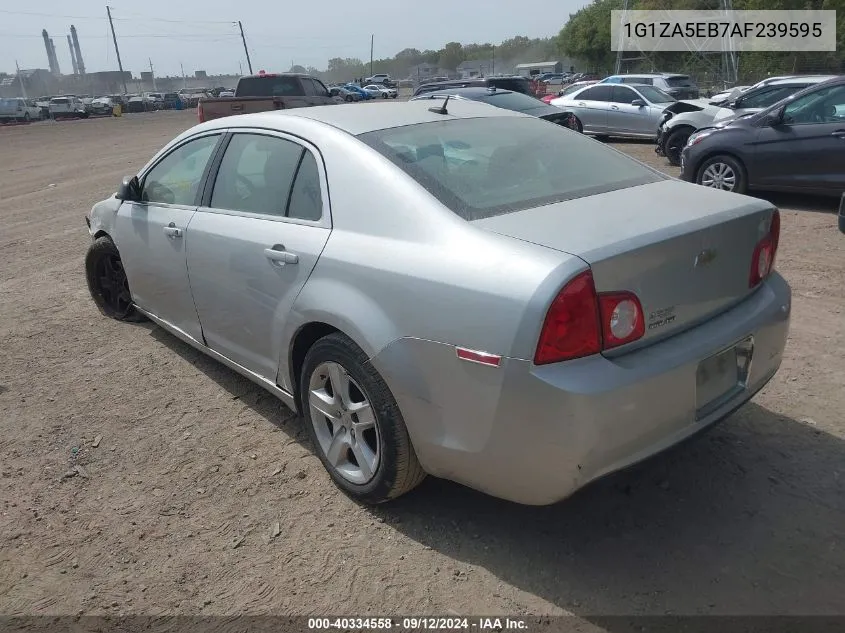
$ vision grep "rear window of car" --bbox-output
[51,98,69,104]
[665,76,694,87]
[357,117,662,221]
[237,76,303,97]
[478,91,544,111]
[489,78,532,94]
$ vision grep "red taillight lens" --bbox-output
[749,210,780,287]
[534,270,601,365]
[197,102,205,123]
[598,293,645,349]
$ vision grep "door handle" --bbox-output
[831,129,845,138]
[163,223,182,238]
[577,102,586,106]
[264,246,299,266]
[611,105,620,110]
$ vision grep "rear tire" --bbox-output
[695,154,747,194]
[665,127,693,166]
[300,333,426,504]
[85,236,146,322]
[345,95,353,102]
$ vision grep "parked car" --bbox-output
[557,79,599,98]
[343,84,374,100]
[89,97,115,116]
[680,77,845,195]
[414,75,534,97]
[365,73,394,86]
[84,99,789,506]
[550,82,678,138]
[363,84,398,99]
[360,84,385,98]
[48,96,88,119]
[601,73,700,99]
[198,71,335,122]
[330,86,361,102]
[657,75,838,165]
[0,97,42,123]
[411,87,576,127]
[125,95,156,113]
[160,93,182,109]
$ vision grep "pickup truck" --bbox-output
[197,71,335,122]
[0,97,43,123]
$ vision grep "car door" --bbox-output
[113,132,223,342]
[750,84,845,192]
[186,130,331,381]
[569,84,612,133]
[607,85,649,135]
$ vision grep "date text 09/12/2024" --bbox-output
[307,617,528,630]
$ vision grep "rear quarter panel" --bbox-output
[272,119,580,392]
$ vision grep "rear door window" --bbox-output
[210,133,304,216]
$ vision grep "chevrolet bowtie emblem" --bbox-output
[695,248,718,268]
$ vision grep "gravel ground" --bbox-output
[0,109,843,622]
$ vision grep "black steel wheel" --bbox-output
[85,236,145,322]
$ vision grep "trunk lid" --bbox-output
[473,179,776,349]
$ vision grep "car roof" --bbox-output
[200,99,527,136]
[754,74,839,87]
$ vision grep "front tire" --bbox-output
[85,236,146,322]
[567,114,583,133]
[301,333,425,504]
[23,113,31,123]
[665,127,693,166]
[696,154,747,194]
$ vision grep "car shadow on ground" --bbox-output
[147,326,844,621]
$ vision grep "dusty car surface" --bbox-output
[84,100,791,506]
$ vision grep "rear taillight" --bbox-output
[534,270,601,365]
[197,102,205,123]
[749,209,780,288]
[534,270,646,365]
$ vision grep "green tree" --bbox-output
[438,42,465,70]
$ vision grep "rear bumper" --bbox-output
[372,273,791,505]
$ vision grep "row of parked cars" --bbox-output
[327,83,399,102]
[542,72,845,197]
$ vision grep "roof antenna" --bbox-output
[428,94,450,115]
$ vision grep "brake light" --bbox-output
[197,101,205,123]
[749,209,780,287]
[534,270,601,364]
[535,270,646,365]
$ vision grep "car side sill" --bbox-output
[133,305,297,411]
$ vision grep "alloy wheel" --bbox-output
[700,162,736,191]
[308,361,380,485]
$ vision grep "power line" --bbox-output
[0,7,235,23]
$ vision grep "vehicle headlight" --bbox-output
[686,131,710,147]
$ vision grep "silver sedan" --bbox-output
[84,100,790,505]
[550,82,677,138]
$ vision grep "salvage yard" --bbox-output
[1,109,843,619]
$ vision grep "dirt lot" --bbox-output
[1,110,843,623]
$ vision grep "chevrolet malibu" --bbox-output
[84,100,791,505]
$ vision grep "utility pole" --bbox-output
[180,63,186,89]
[238,21,253,75]
[149,58,156,90]
[15,60,27,99]
[369,34,374,77]
[106,6,128,94]
[492,46,495,75]
[238,61,243,75]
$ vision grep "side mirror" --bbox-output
[116,175,140,201]
[764,107,785,127]
[838,193,845,234]
[631,99,646,107]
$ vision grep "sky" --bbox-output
[1,0,586,77]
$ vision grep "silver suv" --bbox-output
[601,73,699,99]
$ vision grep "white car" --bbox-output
[362,84,396,99]
[0,97,43,123]
[48,96,88,119]
[656,75,838,165]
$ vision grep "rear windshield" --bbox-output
[358,117,662,221]
[489,78,532,94]
[51,98,69,104]
[665,76,694,87]
[477,91,543,111]
[237,76,303,97]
